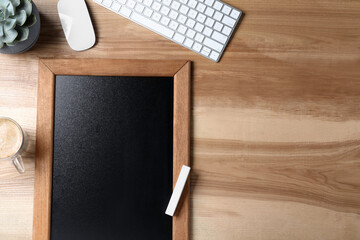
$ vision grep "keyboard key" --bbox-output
[204,7,214,17]
[195,32,204,42]
[213,11,223,21]
[204,0,214,6]
[169,10,178,19]
[178,14,187,23]
[186,29,196,38]
[212,31,227,43]
[178,25,187,34]
[152,12,161,21]
[186,18,196,28]
[120,6,132,17]
[203,27,213,36]
[179,0,188,3]
[131,12,175,38]
[230,9,240,19]
[171,1,181,10]
[173,33,185,43]
[160,6,170,15]
[111,2,121,11]
[209,50,219,61]
[184,38,194,48]
[144,8,153,17]
[188,9,198,19]
[169,20,179,30]
[180,5,189,14]
[194,22,204,32]
[127,0,136,8]
[193,42,202,51]
[151,1,161,10]
[203,37,223,52]
[201,51,209,56]
[160,16,170,25]
[203,46,211,52]
[222,26,231,35]
[196,13,206,23]
[213,1,222,10]
[221,5,231,14]
[103,0,112,7]
[135,4,145,13]
[201,47,210,56]
[188,0,197,8]
[118,0,126,4]
[196,3,206,12]
[213,21,223,31]
[222,15,236,27]
[144,0,153,6]
[205,18,215,27]
[163,0,171,6]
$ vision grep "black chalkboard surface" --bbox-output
[51,76,173,240]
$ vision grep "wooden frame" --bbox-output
[33,59,191,240]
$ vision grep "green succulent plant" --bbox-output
[0,0,37,48]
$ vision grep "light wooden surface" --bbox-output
[33,59,190,240]
[0,0,359,239]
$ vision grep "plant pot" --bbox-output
[0,2,41,54]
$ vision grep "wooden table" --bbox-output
[0,0,359,239]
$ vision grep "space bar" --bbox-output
[131,12,174,38]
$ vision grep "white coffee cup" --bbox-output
[0,117,27,174]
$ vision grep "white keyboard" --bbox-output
[94,0,242,62]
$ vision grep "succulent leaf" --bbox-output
[4,18,16,30]
[6,2,15,16]
[9,0,20,7]
[3,4,10,19]
[13,9,25,25]
[18,0,31,16]
[14,25,27,41]
[6,39,17,46]
[2,28,17,42]
[22,13,35,27]
[0,40,3,48]
[0,0,10,9]
[0,24,3,37]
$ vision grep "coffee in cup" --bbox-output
[0,117,26,173]
[0,118,23,159]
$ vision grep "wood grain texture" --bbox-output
[41,58,188,76]
[32,61,55,240]
[0,0,359,239]
[173,62,191,240]
[33,59,190,240]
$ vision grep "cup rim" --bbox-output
[0,117,24,160]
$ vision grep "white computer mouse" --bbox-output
[58,0,96,51]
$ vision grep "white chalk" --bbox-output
[165,165,190,216]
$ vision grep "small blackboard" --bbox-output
[52,76,173,240]
[34,59,191,240]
